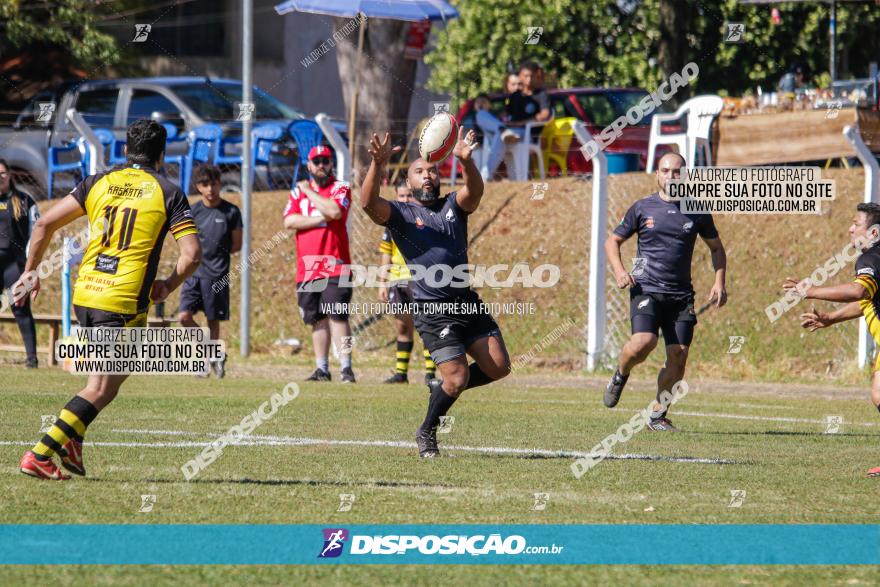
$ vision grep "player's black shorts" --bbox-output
[74,305,147,328]
[388,281,414,308]
[179,275,230,321]
[412,290,501,364]
[296,277,353,325]
[629,285,696,346]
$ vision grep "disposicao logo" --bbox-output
[318,528,349,558]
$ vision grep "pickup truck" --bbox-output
[0,76,311,199]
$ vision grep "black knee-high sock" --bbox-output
[464,363,495,390]
[13,306,37,359]
[419,384,458,432]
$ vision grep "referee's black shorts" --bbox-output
[629,285,696,346]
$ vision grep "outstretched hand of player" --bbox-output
[452,127,478,162]
[614,270,636,289]
[368,133,401,166]
[708,282,728,308]
[150,279,171,303]
[782,277,811,297]
[11,270,39,306]
[800,306,832,331]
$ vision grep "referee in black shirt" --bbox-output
[604,153,728,430]
[0,159,39,368]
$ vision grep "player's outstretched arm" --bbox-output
[800,302,862,331]
[452,128,483,213]
[12,194,84,305]
[361,132,399,225]
[704,236,728,308]
[784,279,868,303]
[151,233,202,303]
[604,233,635,289]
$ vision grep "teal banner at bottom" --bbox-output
[0,525,878,565]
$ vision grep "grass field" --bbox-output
[1,361,879,584]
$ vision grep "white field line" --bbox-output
[462,399,879,427]
[93,428,735,465]
[0,437,732,465]
[673,411,880,427]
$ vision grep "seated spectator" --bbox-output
[472,94,516,181]
[503,61,552,142]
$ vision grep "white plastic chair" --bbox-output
[646,95,724,171]
[450,117,507,185]
[509,120,546,181]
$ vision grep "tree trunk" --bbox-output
[657,0,690,105]
[335,16,418,186]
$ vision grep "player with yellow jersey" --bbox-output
[787,202,880,478]
[15,119,201,480]
[378,182,436,385]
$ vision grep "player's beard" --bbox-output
[313,173,331,188]
[411,183,440,204]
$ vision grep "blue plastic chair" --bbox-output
[47,140,84,199]
[107,130,127,167]
[249,123,284,190]
[166,124,222,194]
[216,133,243,167]
[161,123,187,180]
[288,120,325,183]
[80,129,113,175]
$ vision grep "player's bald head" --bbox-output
[655,152,686,197]
[657,152,686,170]
[408,157,437,176]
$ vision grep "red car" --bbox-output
[449,87,673,177]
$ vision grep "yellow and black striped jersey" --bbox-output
[855,245,880,370]
[378,228,411,282]
[71,164,198,315]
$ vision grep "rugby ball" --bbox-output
[418,112,459,163]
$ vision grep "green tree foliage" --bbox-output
[426,0,880,104]
[0,0,121,71]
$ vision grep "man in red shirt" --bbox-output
[283,146,356,383]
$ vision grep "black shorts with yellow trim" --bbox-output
[74,305,148,328]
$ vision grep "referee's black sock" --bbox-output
[464,363,494,390]
[419,382,457,432]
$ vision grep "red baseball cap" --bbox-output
[308,145,333,161]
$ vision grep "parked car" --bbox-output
[452,87,672,177]
[1,76,315,198]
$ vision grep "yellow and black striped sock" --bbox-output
[424,350,436,377]
[32,396,99,459]
[396,340,414,375]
